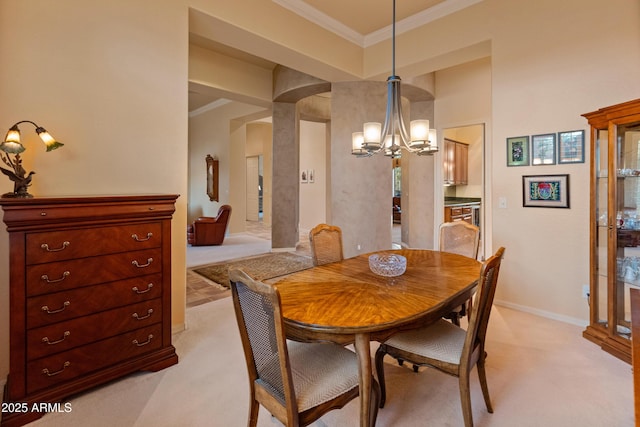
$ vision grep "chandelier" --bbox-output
[352,0,438,158]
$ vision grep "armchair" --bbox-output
[187,204,231,246]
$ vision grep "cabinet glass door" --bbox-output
[615,120,640,340]
[595,128,608,329]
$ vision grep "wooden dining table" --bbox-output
[269,248,482,427]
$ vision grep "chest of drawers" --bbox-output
[0,195,179,427]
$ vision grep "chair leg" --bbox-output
[247,398,259,427]
[374,346,387,408]
[369,377,381,426]
[459,372,474,427]
[451,315,461,326]
[477,359,494,413]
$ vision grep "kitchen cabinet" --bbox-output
[444,205,473,223]
[444,198,480,227]
[443,138,468,186]
[0,195,179,426]
[583,98,640,363]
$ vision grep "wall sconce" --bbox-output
[0,120,64,198]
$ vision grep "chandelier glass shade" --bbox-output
[352,0,438,158]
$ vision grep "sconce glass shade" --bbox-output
[35,126,64,151]
[0,125,26,154]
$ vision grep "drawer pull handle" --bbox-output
[132,283,154,294]
[132,334,154,347]
[132,308,154,320]
[42,331,71,345]
[42,361,71,377]
[132,258,153,268]
[42,301,70,314]
[41,241,70,252]
[41,271,70,283]
[132,232,153,242]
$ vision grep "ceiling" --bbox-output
[188,0,473,113]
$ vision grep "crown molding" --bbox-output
[272,0,365,45]
[273,0,483,48]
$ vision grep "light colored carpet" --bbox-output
[23,297,634,427]
[185,233,272,268]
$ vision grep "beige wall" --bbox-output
[188,102,265,232]
[489,0,639,324]
[0,0,191,381]
[299,121,327,231]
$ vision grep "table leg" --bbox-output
[355,332,373,427]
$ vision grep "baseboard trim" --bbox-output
[494,299,588,328]
[271,247,296,253]
[172,322,186,334]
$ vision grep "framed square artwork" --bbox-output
[507,136,530,166]
[558,130,585,164]
[531,133,556,165]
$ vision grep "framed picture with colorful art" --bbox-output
[522,174,570,208]
[507,136,530,166]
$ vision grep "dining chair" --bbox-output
[309,223,344,266]
[229,268,379,427]
[374,247,505,427]
[439,221,481,326]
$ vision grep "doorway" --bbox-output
[246,155,262,221]
[442,123,485,260]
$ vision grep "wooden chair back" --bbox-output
[309,223,344,266]
[439,221,480,259]
[230,269,299,424]
[463,247,505,363]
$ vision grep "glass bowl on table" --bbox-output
[369,253,407,277]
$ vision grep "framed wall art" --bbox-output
[522,174,570,208]
[531,133,556,165]
[300,169,308,183]
[206,154,219,202]
[507,136,530,166]
[558,130,585,164]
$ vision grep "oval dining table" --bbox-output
[268,249,482,427]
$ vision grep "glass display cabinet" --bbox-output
[583,99,640,363]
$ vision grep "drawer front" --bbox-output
[26,222,162,265]
[27,274,162,328]
[451,207,463,216]
[462,207,472,215]
[27,324,162,394]
[27,299,162,360]
[26,248,162,296]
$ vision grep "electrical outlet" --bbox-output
[357,244,361,251]
[498,197,507,209]
[582,284,590,299]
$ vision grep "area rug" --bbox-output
[191,252,313,288]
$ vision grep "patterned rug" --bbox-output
[191,252,313,289]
